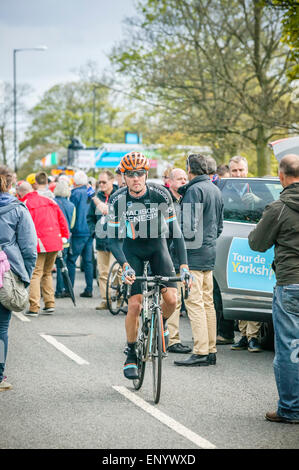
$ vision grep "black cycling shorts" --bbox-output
[123,238,177,296]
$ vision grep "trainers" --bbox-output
[25,310,39,317]
[42,307,55,315]
[265,411,299,424]
[0,377,12,391]
[123,354,138,380]
[95,301,108,310]
[80,291,93,298]
[216,335,235,345]
[231,336,248,350]
[248,337,262,353]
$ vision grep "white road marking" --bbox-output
[12,311,31,322]
[40,334,89,365]
[112,385,216,449]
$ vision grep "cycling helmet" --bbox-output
[119,152,150,173]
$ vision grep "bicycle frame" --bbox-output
[129,273,190,403]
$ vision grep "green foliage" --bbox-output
[110,0,298,175]
[266,0,299,80]
[18,79,161,175]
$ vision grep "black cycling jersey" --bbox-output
[108,183,187,283]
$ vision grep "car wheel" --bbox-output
[259,321,274,351]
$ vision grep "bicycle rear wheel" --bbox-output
[106,260,125,315]
[151,308,163,404]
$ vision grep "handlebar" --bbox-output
[126,274,190,299]
[134,276,181,283]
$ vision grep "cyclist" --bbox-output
[107,152,191,380]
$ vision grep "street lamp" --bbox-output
[13,45,47,172]
[92,84,103,147]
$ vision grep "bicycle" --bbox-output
[129,272,190,404]
[106,260,128,315]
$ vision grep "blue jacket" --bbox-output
[69,185,91,238]
[0,193,37,286]
[54,196,76,230]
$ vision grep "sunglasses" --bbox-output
[98,180,108,184]
[124,170,147,178]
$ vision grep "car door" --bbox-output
[214,178,282,324]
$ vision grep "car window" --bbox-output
[220,179,282,224]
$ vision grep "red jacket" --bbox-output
[21,191,70,253]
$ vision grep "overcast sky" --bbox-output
[1,0,136,105]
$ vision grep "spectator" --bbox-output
[58,174,70,184]
[54,181,76,298]
[217,164,230,179]
[35,171,55,199]
[174,154,223,367]
[67,171,94,297]
[166,168,192,354]
[19,183,69,316]
[26,173,38,190]
[87,170,118,310]
[248,154,299,424]
[115,165,125,188]
[48,182,56,193]
[226,156,262,352]
[162,166,173,188]
[229,155,248,177]
[0,167,37,390]
[88,176,97,192]
[15,180,25,200]
[206,156,220,186]
[17,181,33,200]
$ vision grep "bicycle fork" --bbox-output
[149,291,166,356]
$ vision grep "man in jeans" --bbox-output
[67,171,94,297]
[174,154,223,367]
[248,154,299,424]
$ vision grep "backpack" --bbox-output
[0,248,29,312]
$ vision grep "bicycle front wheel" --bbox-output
[106,261,125,315]
[133,335,147,391]
[151,308,163,404]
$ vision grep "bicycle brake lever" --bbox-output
[127,284,132,298]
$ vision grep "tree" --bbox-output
[111,0,298,175]
[19,80,126,171]
[19,78,159,173]
[266,0,299,81]
[22,81,119,149]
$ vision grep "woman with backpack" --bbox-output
[0,166,37,391]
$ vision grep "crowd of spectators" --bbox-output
[0,152,298,426]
